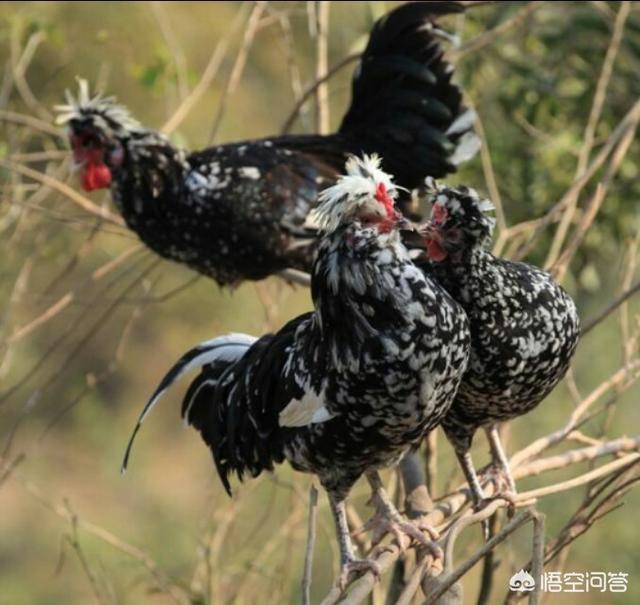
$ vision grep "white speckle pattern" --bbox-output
[238,167,261,180]
[422,184,581,454]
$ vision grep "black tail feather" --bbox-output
[121,334,256,480]
[183,359,240,496]
[125,318,308,496]
[338,1,479,186]
[181,317,304,495]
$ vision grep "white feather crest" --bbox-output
[310,154,397,233]
[54,77,142,132]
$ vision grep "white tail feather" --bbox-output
[121,333,256,472]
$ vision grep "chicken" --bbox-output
[122,156,471,584]
[417,181,581,534]
[55,1,478,286]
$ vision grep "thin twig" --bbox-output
[476,514,498,605]
[393,551,434,605]
[513,436,640,481]
[0,159,125,226]
[208,1,268,143]
[13,473,191,605]
[0,256,156,405]
[552,113,639,280]
[274,7,308,127]
[150,1,190,101]
[0,109,64,137]
[314,1,331,135]
[161,3,251,134]
[514,453,640,501]
[281,52,360,134]
[514,98,640,260]
[10,29,52,121]
[4,244,144,346]
[509,361,640,467]
[475,111,507,234]
[303,484,319,605]
[582,279,640,335]
[545,1,632,268]
[424,510,534,605]
[454,2,543,60]
[505,467,640,604]
[529,511,545,605]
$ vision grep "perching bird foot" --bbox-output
[482,465,518,510]
[473,471,518,540]
[359,512,441,556]
[481,425,518,509]
[362,475,442,559]
[337,558,382,591]
[483,458,517,490]
[397,518,442,560]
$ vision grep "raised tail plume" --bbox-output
[183,315,309,495]
[338,1,479,185]
[121,333,256,473]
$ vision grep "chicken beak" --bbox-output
[422,222,442,244]
[395,213,414,230]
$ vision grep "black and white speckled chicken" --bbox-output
[55,1,478,286]
[417,182,581,521]
[122,156,471,583]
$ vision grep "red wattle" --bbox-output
[82,162,112,192]
[426,238,447,262]
[375,182,394,216]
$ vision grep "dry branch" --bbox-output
[513,98,640,261]
[161,3,252,134]
[424,510,536,605]
[7,467,191,605]
[281,52,360,134]
[4,244,144,346]
[2,3,639,605]
[303,484,320,605]
[0,159,125,227]
[582,279,640,335]
[545,1,632,268]
[208,2,268,142]
[509,361,640,468]
[454,2,543,60]
[315,430,640,604]
[313,1,331,135]
[0,109,64,137]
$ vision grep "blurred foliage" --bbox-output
[457,2,640,290]
[0,2,639,604]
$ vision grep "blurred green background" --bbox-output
[1,2,639,604]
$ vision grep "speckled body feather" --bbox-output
[58,2,478,285]
[433,250,580,452]
[111,137,333,283]
[120,158,472,571]
[418,185,581,455]
[123,158,470,505]
[188,220,470,499]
